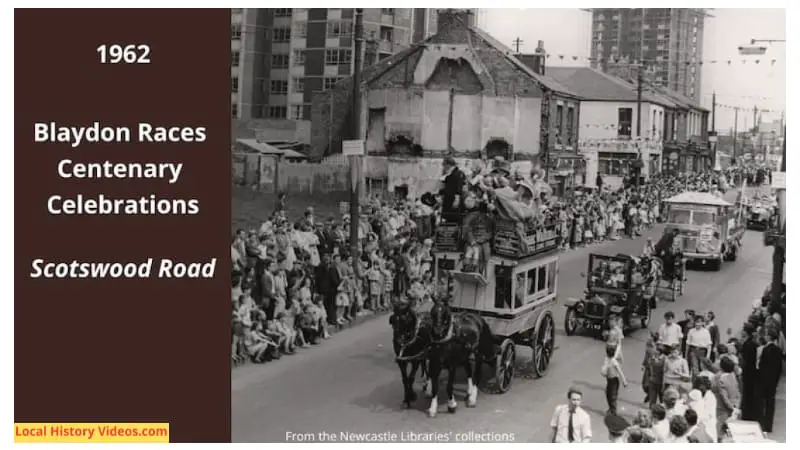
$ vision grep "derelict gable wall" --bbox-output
[366,88,542,154]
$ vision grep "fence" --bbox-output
[232,152,350,197]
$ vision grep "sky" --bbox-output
[482,8,786,132]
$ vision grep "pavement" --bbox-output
[232,189,784,443]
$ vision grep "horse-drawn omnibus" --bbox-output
[432,211,558,394]
[663,191,745,271]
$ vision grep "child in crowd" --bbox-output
[265,316,292,354]
[232,296,247,365]
[244,324,277,363]
[383,260,395,309]
[335,278,352,324]
[368,260,384,311]
[311,294,331,339]
[286,294,309,348]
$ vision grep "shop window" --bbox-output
[598,152,637,176]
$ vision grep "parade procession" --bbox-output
[230,8,785,444]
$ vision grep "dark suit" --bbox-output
[677,319,691,356]
[708,323,721,361]
[440,167,466,221]
[758,342,783,432]
[739,336,760,421]
[316,230,331,255]
[315,263,341,324]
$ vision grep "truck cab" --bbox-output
[663,192,745,270]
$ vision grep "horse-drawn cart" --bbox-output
[432,212,559,393]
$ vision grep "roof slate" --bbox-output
[355,18,580,98]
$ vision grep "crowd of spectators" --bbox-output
[230,158,761,367]
[597,299,785,442]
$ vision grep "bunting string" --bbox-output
[538,53,782,67]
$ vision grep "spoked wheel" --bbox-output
[564,308,579,336]
[532,312,556,378]
[495,339,515,393]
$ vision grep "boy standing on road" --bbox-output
[706,311,721,362]
[678,309,695,356]
[646,343,669,407]
[658,311,683,348]
[686,315,712,376]
[606,315,624,362]
[602,344,629,415]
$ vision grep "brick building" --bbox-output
[310,9,583,197]
[230,8,481,121]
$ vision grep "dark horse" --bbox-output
[389,303,431,409]
[426,297,495,417]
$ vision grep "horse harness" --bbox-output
[431,311,482,353]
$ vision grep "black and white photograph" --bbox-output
[229,7,786,443]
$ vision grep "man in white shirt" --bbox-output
[686,315,712,375]
[550,387,592,443]
[658,311,683,348]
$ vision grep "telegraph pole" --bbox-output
[635,64,644,184]
[753,105,759,133]
[636,67,643,136]
[512,37,524,53]
[711,92,716,131]
[732,107,739,163]
[349,8,364,267]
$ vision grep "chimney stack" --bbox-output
[533,40,546,75]
[436,9,475,31]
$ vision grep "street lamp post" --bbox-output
[769,128,786,315]
[736,40,787,315]
[751,38,785,45]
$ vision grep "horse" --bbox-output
[389,302,431,409]
[426,297,495,417]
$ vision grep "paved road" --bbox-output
[233,190,784,443]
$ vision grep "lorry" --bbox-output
[662,192,746,271]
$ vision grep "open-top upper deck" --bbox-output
[433,211,560,260]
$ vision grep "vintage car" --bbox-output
[563,253,655,337]
[743,195,775,231]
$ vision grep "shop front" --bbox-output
[579,138,661,189]
[685,141,712,173]
[662,144,684,176]
[649,153,662,177]
[546,152,586,197]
